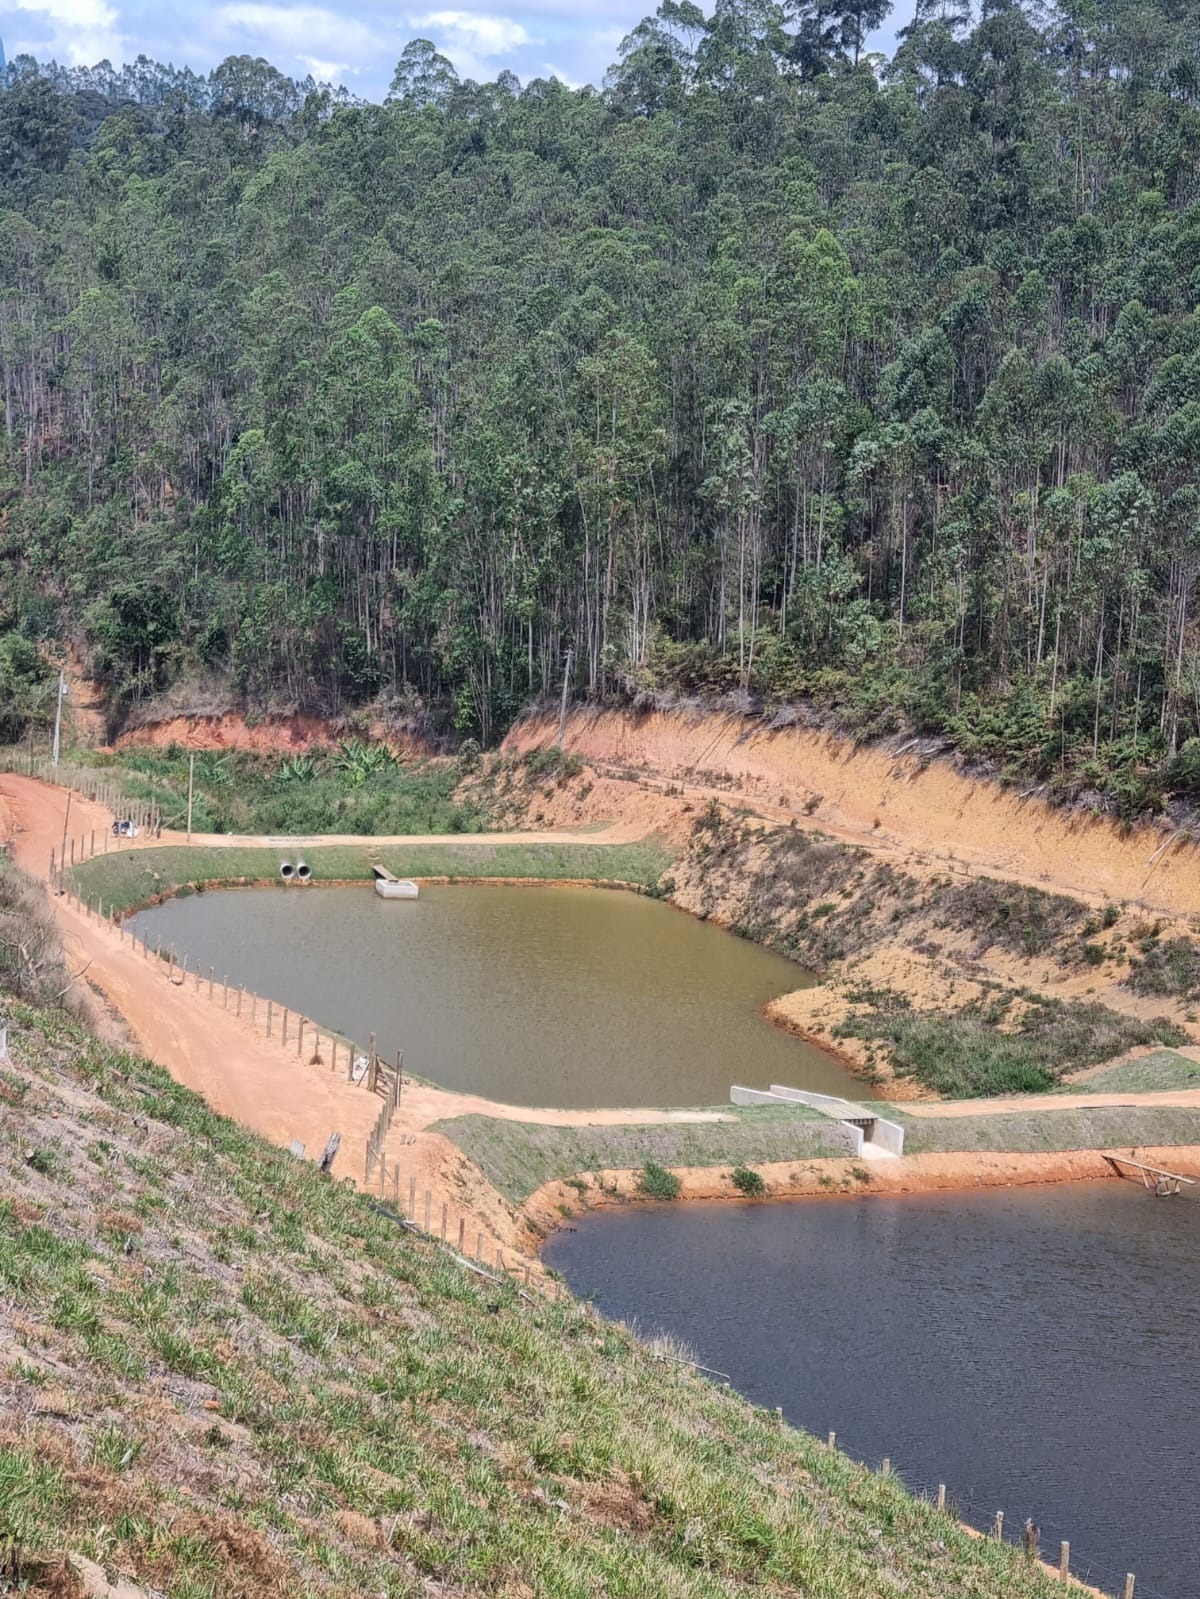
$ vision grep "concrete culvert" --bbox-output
[279,862,296,880]
[296,862,312,882]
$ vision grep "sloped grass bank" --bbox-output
[1064,1050,1200,1093]
[0,1002,1068,1599]
[68,839,673,916]
[889,1103,1200,1156]
[433,1107,855,1205]
[834,989,1184,1097]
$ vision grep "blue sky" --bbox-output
[0,0,916,96]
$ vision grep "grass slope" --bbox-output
[69,840,673,915]
[433,1108,855,1204]
[834,989,1185,1097]
[0,1003,1069,1599]
[875,1104,1200,1156]
[1062,1050,1200,1093]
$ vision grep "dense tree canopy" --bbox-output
[1,2,1199,809]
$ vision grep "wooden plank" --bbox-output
[1104,1154,1195,1185]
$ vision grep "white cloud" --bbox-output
[414,9,531,57]
[8,0,123,64]
[408,8,532,81]
[301,54,352,80]
[214,3,375,63]
[540,60,581,88]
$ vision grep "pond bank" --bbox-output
[10,769,1200,1278]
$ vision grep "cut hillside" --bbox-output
[0,1002,1076,1599]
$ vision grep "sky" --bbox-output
[0,0,917,97]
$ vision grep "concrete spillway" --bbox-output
[730,1084,904,1158]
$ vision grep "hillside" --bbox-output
[0,990,1079,1599]
[2,0,1200,816]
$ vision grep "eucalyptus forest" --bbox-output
[1,0,1199,814]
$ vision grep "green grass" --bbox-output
[14,745,490,837]
[431,1107,855,1203]
[1059,1049,1200,1094]
[891,1105,1200,1156]
[835,988,1185,1097]
[0,998,1072,1599]
[69,839,674,915]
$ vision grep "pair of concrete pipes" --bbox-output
[278,861,312,883]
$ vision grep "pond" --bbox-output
[130,883,862,1108]
[544,1183,1200,1598]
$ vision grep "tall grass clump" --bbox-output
[638,1161,682,1200]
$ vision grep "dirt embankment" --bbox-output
[523,1145,1200,1236]
[505,706,1200,919]
[115,711,436,757]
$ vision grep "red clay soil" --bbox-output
[505,706,1200,919]
[115,711,436,757]
[525,1145,1200,1233]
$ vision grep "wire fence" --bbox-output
[836,1445,1166,1599]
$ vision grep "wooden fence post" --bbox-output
[330,1038,337,1074]
[409,1176,416,1219]
[223,976,229,1008]
[441,1203,448,1242]
[827,1431,836,1450]
[881,1458,890,1477]
[1123,1577,1135,1599]
[936,1485,946,1512]
[367,1032,377,1092]
[993,1512,1003,1541]
[297,1018,304,1056]
[237,987,243,1017]
[207,966,214,1000]
[266,1000,273,1036]
[282,1008,288,1044]
[1058,1542,1069,1581]
[457,1216,465,1252]
[424,1190,432,1232]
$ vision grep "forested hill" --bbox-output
[1,3,1199,811]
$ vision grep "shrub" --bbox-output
[638,1161,681,1201]
[729,1166,766,1198]
[1128,937,1200,999]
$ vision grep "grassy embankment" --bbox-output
[0,993,1076,1599]
[68,839,674,917]
[434,1098,1200,1203]
[668,808,1192,1096]
[433,1106,858,1205]
[830,988,1185,1097]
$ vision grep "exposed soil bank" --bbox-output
[526,1146,1200,1237]
[506,706,1200,918]
[115,710,435,756]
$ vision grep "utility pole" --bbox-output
[556,647,574,749]
[51,668,66,767]
[186,752,195,842]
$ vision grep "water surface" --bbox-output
[545,1185,1200,1598]
[131,883,859,1107]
